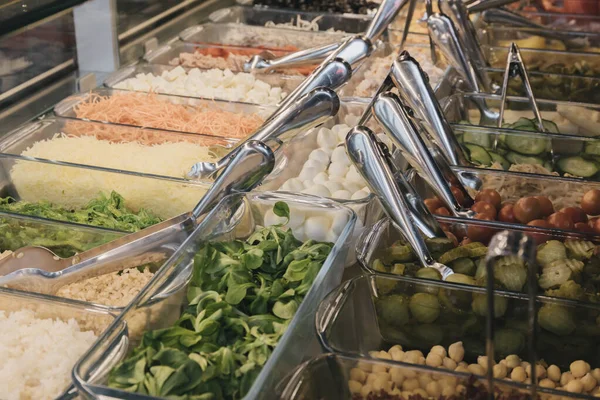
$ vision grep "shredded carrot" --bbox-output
[72,92,265,140]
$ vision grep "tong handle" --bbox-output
[390,51,469,167]
[365,0,411,42]
[244,42,341,73]
[438,0,493,92]
[371,91,474,215]
[346,126,440,267]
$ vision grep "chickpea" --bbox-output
[390,367,405,386]
[402,378,420,391]
[442,385,456,397]
[360,384,373,397]
[390,388,402,396]
[566,379,583,393]
[372,364,388,374]
[455,365,470,373]
[378,351,392,361]
[493,363,508,379]
[505,355,521,370]
[511,366,527,382]
[430,345,447,359]
[571,360,591,379]
[374,371,390,381]
[455,384,466,395]
[357,361,372,373]
[478,356,494,371]
[404,351,422,364]
[349,380,362,394]
[526,364,546,379]
[547,365,561,382]
[413,388,428,397]
[369,350,379,358]
[403,369,417,379]
[448,342,465,363]
[366,373,378,386]
[443,357,458,371]
[418,373,432,388]
[580,373,597,392]
[468,364,486,376]
[592,368,600,383]
[439,376,458,387]
[561,372,575,386]
[389,347,404,362]
[350,368,367,383]
[458,361,468,368]
[426,353,443,368]
[539,379,556,389]
[388,344,403,353]
[418,356,426,365]
[401,391,412,398]
[372,376,392,392]
[426,381,442,397]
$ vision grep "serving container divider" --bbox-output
[72,191,357,400]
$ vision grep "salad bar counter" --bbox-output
[1,0,600,399]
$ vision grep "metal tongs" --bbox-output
[346,126,454,280]
[0,141,276,293]
[188,87,339,179]
[244,0,409,75]
[481,8,590,51]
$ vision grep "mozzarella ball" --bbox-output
[303,159,327,173]
[299,166,319,181]
[301,184,331,198]
[351,190,369,200]
[325,231,339,243]
[309,148,330,165]
[331,212,349,235]
[303,216,331,241]
[332,123,350,142]
[343,182,362,194]
[332,190,352,200]
[292,224,306,241]
[328,162,349,178]
[323,180,344,193]
[331,146,351,166]
[317,128,338,149]
[313,172,329,185]
[287,208,306,229]
[346,165,364,183]
[282,177,305,192]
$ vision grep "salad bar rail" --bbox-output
[1,0,600,399]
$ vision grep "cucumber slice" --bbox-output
[543,161,554,172]
[542,119,560,134]
[488,151,511,170]
[504,117,536,131]
[465,144,492,166]
[462,131,491,148]
[505,152,545,166]
[505,134,549,155]
[557,156,599,178]
[585,140,600,156]
[494,147,508,156]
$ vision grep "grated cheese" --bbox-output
[11,134,213,219]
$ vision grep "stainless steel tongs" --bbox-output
[244,0,409,74]
[346,126,454,280]
[0,140,276,293]
[188,87,339,179]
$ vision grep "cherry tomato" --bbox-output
[471,201,497,219]
[592,218,600,235]
[498,204,517,223]
[535,196,554,217]
[434,207,451,216]
[547,212,574,231]
[526,219,552,244]
[466,213,496,243]
[581,189,600,216]
[475,189,502,210]
[575,222,595,234]
[424,198,444,213]
[513,197,542,224]
[560,207,588,224]
[450,186,466,207]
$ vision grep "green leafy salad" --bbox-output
[107,202,333,399]
[0,191,159,257]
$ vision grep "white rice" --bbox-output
[0,310,98,400]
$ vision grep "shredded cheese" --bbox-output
[72,92,265,140]
[11,134,213,219]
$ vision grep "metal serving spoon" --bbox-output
[346,125,454,280]
[0,140,275,293]
[187,86,340,179]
